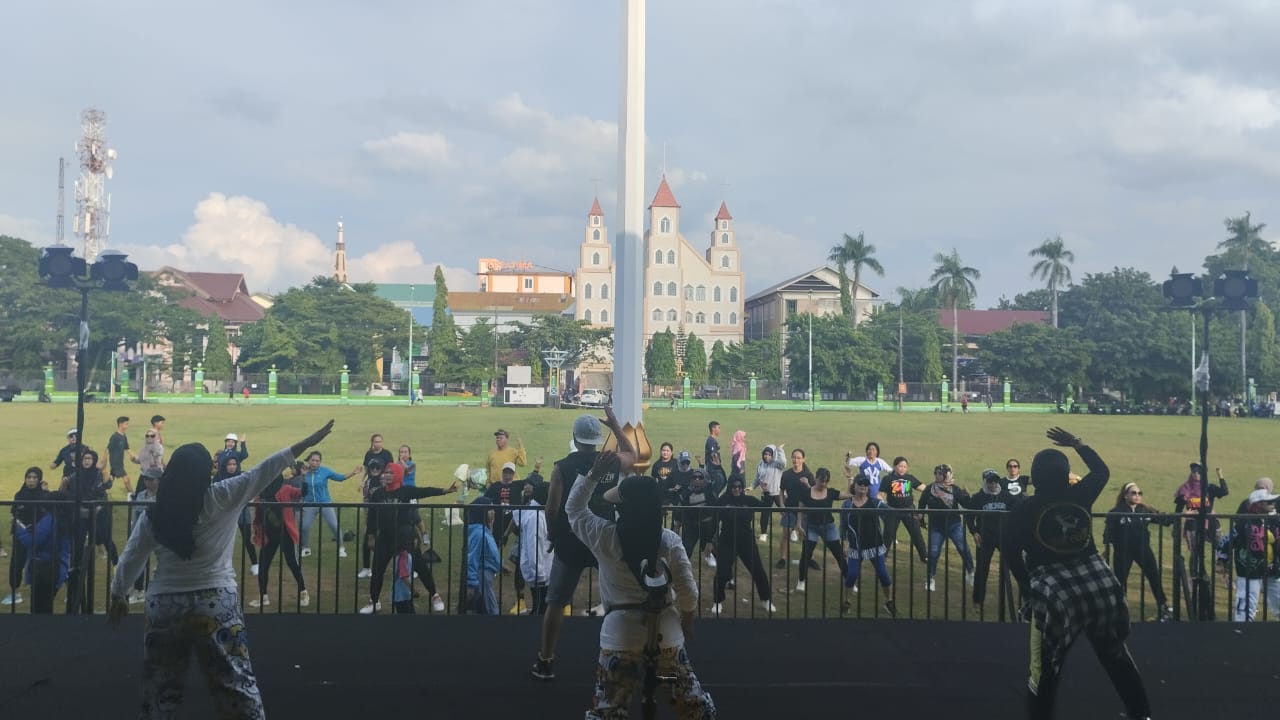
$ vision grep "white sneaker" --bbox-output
[705,554,717,568]
[249,595,270,608]
[851,583,859,594]
[338,547,348,558]
[790,530,799,543]
[127,590,146,604]
[794,580,806,593]
[299,590,310,607]
[1,592,23,605]
[422,534,431,546]
[710,602,723,615]
[926,578,936,592]
[359,601,381,614]
[758,533,768,543]
[301,548,312,558]
[250,564,259,577]
[761,600,777,613]
[357,568,372,579]
[584,603,605,616]
[965,570,975,588]
[431,594,445,612]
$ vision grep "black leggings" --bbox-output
[973,536,1002,605]
[93,507,118,566]
[799,535,848,584]
[7,532,27,591]
[758,492,779,533]
[1028,630,1149,720]
[369,533,437,604]
[238,522,259,565]
[257,531,305,596]
[1112,544,1167,607]
[713,538,771,603]
[883,510,928,562]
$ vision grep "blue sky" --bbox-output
[3,1,1279,304]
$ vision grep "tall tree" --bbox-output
[645,329,678,385]
[929,249,981,393]
[429,265,460,380]
[203,317,233,385]
[1218,212,1270,400]
[844,232,884,325]
[827,240,853,319]
[683,333,708,383]
[708,340,733,382]
[1029,235,1075,328]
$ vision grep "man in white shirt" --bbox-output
[568,410,716,719]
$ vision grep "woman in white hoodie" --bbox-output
[753,444,785,546]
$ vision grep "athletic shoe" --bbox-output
[964,570,975,588]
[421,533,431,547]
[249,595,270,608]
[1158,605,1173,622]
[300,548,312,558]
[431,594,445,612]
[710,602,723,615]
[883,600,897,618]
[790,530,799,543]
[794,580,806,593]
[338,547,348,558]
[808,559,820,571]
[841,600,851,615]
[705,554,717,568]
[851,583,859,594]
[299,590,310,608]
[0,547,7,557]
[357,568,372,579]
[775,559,787,569]
[585,603,605,616]
[758,533,768,543]
[926,578,936,592]
[530,656,555,681]
[127,590,146,605]
[250,564,259,577]
[760,600,777,613]
[509,598,527,615]
[358,601,381,614]
[1,592,23,606]
[725,578,736,590]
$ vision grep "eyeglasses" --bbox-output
[145,433,157,438]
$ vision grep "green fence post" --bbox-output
[194,365,204,402]
[748,374,757,408]
[120,363,130,399]
[682,376,691,408]
[876,381,884,410]
[941,376,949,412]
[44,363,54,399]
[1003,379,1011,411]
[268,365,278,403]
[340,365,350,404]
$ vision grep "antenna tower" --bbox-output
[56,157,66,245]
[72,109,116,262]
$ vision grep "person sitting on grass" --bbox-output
[465,497,501,615]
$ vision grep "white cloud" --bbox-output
[362,131,455,173]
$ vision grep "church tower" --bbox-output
[333,218,348,283]
[575,197,614,326]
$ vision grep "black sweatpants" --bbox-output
[799,534,848,584]
[973,535,1001,605]
[369,531,437,605]
[712,538,771,603]
[1112,544,1167,607]
[257,529,305,596]
[237,522,258,565]
[1028,625,1149,720]
[7,532,28,592]
[883,510,928,562]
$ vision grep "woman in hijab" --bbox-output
[918,463,974,593]
[108,420,334,720]
[729,430,748,480]
[710,475,775,615]
[248,462,309,609]
[220,456,259,577]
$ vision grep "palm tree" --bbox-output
[827,241,853,319]
[1219,212,1270,402]
[843,232,884,326]
[929,249,981,398]
[1029,235,1075,328]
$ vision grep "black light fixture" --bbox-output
[90,249,139,292]
[1162,273,1203,307]
[38,246,87,288]
[1214,270,1258,311]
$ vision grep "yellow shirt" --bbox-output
[485,445,527,483]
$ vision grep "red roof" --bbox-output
[937,309,1049,336]
[649,175,680,208]
[589,196,604,217]
[152,267,266,325]
[715,202,732,221]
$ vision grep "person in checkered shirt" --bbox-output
[1003,427,1152,720]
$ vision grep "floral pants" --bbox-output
[587,646,716,720]
[140,587,264,719]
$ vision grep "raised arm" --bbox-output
[207,421,335,512]
[567,451,619,550]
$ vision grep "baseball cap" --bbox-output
[1247,488,1280,505]
[366,457,385,471]
[225,433,239,441]
[572,415,605,446]
[677,450,692,463]
[501,462,517,473]
[67,428,78,437]
[494,429,509,438]
[1189,462,1203,472]
[934,464,952,476]
[982,469,1001,484]
[603,475,660,505]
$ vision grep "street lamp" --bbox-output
[38,245,137,614]
[807,290,814,412]
[1162,269,1257,620]
[408,284,415,405]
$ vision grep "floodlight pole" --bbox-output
[1193,306,1210,620]
[67,287,90,614]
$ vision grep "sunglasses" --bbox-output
[145,433,157,438]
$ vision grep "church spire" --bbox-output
[333,218,348,283]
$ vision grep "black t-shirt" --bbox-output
[965,488,1020,536]
[717,494,762,540]
[484,479,527,537]
[918,482,969,527]
[780,467,814,508]
[549,450,618,568]
[52,444,77,470]
[705,435,721,470]
[651,458,678,484]
[107,432,129,477]
[883,472,923,509]
[798,487,842,526]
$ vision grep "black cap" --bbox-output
[982,469,1001,484]
[1190,462,1203,472]
[853,472,871,486]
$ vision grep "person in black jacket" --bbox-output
[1104,482,1174,622]
[919,464,973,592]
[709,476,774,614]
[360,463,456,614]
[966,469,1021,610]
[672,468,718,569]
[1003,427,1151,720]
[4,467,47,606]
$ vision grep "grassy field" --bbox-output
[0,403,1271,619]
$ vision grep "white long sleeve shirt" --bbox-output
[512,500,553,586]
[110,448,296,598]
[567,472,697,651]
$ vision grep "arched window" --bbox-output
[713,312,721,324]
[683,285,693,300]
[600,309,608,323]
[696,285,706,302]
[584,309,592,323]
[667,250,675,264]
[730,312,738,325]
[696,312,705,324]
[685,311,693,323]
[593,216,600,226]
[653,282,663,296]
[721,233,729,244]
[667,281,677,296]
[584,283,593,300]
[713,286,722,302]
[660,217,671,233]
[592,252,601,265]
[721,255,730,268]
[668,309,678,322]
[652,308,663,321]
[654,249,663,264]
[729,287,738,302]
[720,220,727,230]
[601,283,609,300]
[593,229,601,241]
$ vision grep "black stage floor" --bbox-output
[0,615,1272,718]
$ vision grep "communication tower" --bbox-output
[72,109,116,262]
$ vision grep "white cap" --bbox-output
[572,414,605,447]
[225,433,239,441]
[1247,489,1280,505]
[67,428,78,437]
[501,462,517,473]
